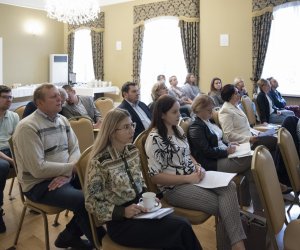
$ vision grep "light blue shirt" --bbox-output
[0,110,19,150]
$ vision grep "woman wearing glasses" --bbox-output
[145,95,246,250]
[85,108,202,250]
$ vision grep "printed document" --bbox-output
[134,207,174,219]
[194,171,237,189]
[228,142,253,158]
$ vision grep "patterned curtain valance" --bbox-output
[68,12,105,33]
[134,0,199,26]
[252,0,296,14]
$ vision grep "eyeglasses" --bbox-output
[0,95,13,100]
[115,122,136,131]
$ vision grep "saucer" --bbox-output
[138,201,162,213]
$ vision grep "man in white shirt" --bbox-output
[118,82,152,140]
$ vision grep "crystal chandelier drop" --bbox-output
[45,0,100,25]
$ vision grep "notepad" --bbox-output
[194,171,237,189]
[228,142,253,158]
[134,207,174,219]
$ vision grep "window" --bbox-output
[262,1,300,96]
[140,17,187,104]
[73,29,95,83]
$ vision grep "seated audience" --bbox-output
[61,85,102,128]
[22,87,68,118]
[168,75,192,117]
[0,86,19,233]
[85,108,202,250]
[218,84,277,153]
[182,73,200,100]
[145,95,246,250]
[256,79,294,125]
[12,83,105,249]
[208,77,224,107]
[188,95,262,213]
[118,81,152,141]
[233,77,248,96]
[267,77,300,118]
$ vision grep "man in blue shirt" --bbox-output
[0,86,19,233]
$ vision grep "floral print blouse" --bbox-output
[85,144,146,226]
[145,127,196,192]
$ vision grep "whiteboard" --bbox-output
[0,37,2,85]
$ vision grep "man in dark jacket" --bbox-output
[118,82,152,140]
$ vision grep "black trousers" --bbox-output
[106,214,202,250]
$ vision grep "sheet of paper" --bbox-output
[258,127,276,137]
[228,142,253,158]
[194,171,237,189]
[134,207,174,219]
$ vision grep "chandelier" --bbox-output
[45,0,100,25]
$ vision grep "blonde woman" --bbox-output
[85,108,202,249]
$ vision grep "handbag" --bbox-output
[240,210,268,250]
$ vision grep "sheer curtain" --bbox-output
[262,1,300,96]
[73,29,95,83]
[140,17,187,104]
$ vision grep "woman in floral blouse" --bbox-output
[145,95,246,250]
[85,108,202,250]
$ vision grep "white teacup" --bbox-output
[139,192,157,210]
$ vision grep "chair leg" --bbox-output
[13,205,28,246]
[53,213,60,227]
[41,212,50,250]
[8,177,15,200]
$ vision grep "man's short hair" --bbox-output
[33,83,56,105]
[121,82,137,97]
[62,85,73,92]
[0,85,11,95]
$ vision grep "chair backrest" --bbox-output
[133,130,158,193]
[241,95,256,126]
[69,116,94,153]
[14,105,26,120]
[76,146,102,249]
[212,107,220,127]
[94,97,114,118]
[278,127,300,192]
[178,117,192,136]
[251,145,286,238]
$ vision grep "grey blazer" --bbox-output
[61,95,101,123]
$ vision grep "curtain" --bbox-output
[132,25,145,85]
[91,30,104,81]
[252,12,272,93]
[179,19,199,85]
[68,32,75,74]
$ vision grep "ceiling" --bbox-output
[0,0,134,10]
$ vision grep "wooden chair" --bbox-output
[251,145,300,250]
[69,116,94,153]
[277,128,300,213]
[241,95,270,132]
[94,97,114,119]
[133,130,212,225]
[13,105,26,120]
[76,146,148,250]
[8,138,64,250]
[178,117,192,135]
[212,107,220,127]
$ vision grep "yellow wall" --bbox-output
[101,0,252,99]
[0,0,252,96]
[0,4,64,85]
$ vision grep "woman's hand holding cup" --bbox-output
[138,192,159,212]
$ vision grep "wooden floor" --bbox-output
[0,179,216,250]
[1,179,299,250]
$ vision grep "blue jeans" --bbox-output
[0,148,12,207]
[24,176,105,244]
